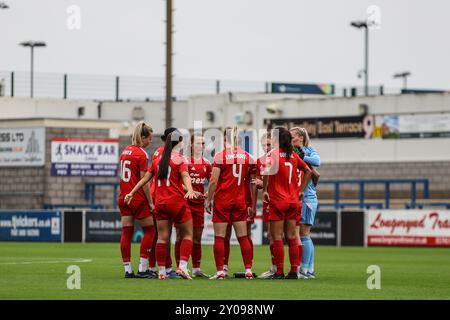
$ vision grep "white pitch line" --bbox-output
[0,258,92,265]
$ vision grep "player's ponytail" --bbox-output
[131,122,153,146]
[158,130,183,180]
[276,127,293,157]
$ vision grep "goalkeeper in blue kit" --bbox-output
[290,127,320,279]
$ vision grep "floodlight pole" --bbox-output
[351,21,369,96]
[20,41,47,98]
[165,0,173,129]
[30,45,34,98]
[364,26,369,96]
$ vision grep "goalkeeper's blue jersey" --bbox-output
[302,146,320,201]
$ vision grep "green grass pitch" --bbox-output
[0,242,449,300]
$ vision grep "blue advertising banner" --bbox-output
[271,82,335,95]
[0,211,62,241]
[51,163,118,177]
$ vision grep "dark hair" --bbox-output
[276,126,293,157]
[190,133,203,155]
[157,130,183,180]
[161,127,177,142]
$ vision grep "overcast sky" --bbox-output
[1,0,449,91]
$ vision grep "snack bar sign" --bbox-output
[51,138,119,176]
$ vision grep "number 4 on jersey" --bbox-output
[232,163,243,186]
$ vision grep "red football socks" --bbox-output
[156,242,167,270]
[224,239,230,266]
[140,226,155,259]
[165,242,172,269]
[120,226,134,263]
[248,235,254,261]
[214,236,225,271]
[288,238,300,273]
[192,242,202,269]
[179,239,192,263]
[237,236,253,269]
[298,244,304,268]
[149,229,157,268]
[273,239,284,275]
[174,240,181,267]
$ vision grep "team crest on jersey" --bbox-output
[192,166,196,171]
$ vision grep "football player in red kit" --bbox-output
[206,127,255,280]
[223,171,256,278]
[149,127,179,278]
[175,133,211,278]
[261,127,312,279]
[252,132,278,279]
[125,130,199,280]
[118,122,156,279]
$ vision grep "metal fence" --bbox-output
[0,70,398,101]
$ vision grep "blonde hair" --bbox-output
[131,122,153,146]
[290,127,310,147]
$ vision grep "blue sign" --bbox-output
[271,82,335,95]
[51,163,118,177]
[0,211,62,242]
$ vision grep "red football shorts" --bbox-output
[118,198,151,220]
[155,202,192,225]
[190,204,205,228]
[268,202,299,221]
[213,201,247,223]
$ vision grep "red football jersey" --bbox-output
[244,177,253,208]
[256,154,270,213]
[188,157,211,206]
[244,164,257,207]
[119,145,149,202]
[150,145,165,197]
[153,145,164,161]
[213,147,255,206]
[149,151,188,205]
[265,147,308,204]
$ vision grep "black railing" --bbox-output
[0,70,396,101]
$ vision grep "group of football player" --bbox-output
[119,122,320,280]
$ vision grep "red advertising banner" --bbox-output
[367,210,450,247]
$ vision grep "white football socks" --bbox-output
[158,266,166,276]
[179,260,188,272]
[138,257,148,272]
[124,263,132,274]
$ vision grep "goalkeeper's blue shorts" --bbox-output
[300,198,318,226]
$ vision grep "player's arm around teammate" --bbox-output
[118,122,156,279]
[252,132,280,278]
[125,130,198,280]
[290,127,320,279]
[262,127,312,279]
